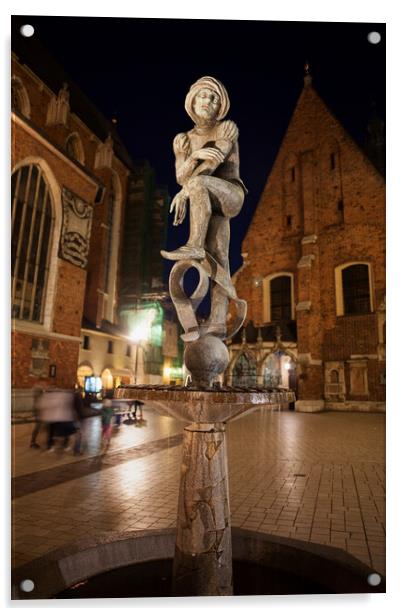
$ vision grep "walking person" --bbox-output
[30,387,44,449]
[134,399,144,421]
[73,389,86,455]
[36,388,76,452]
[101,397,114,452]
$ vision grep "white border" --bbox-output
[2,3,401,615]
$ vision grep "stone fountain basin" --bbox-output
[12,528,385,599]
[114,385,295,424]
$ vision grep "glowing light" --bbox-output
[163,366,171,379]
[130,309,156,343]
[84,376,102,393]
[284,362,291,371]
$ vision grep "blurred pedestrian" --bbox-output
[30,386,44,449]
[115,410,122,427]
[134,400,144,421]
[73,390,86,455]
[101,397,114,451]
[36,388,76,452]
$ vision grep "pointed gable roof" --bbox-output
[242,77,385,253]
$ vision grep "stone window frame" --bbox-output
[334,261,374,317]
[11,76,31,118]
[11,157,62,330]
[262,272,295,323]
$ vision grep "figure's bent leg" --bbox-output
[206,216,231,337]
[187,177,212,249]
[161,177,212,261]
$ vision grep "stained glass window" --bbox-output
[233,353,257,387]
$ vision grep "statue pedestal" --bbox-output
[172,422,232,596]
[115,385,295,596]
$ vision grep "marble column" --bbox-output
[172,422,232,596]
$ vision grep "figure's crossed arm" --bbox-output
[170,121,239,225]
[173,121,239,185]
[191,120,239,178]
[173,133,197,186]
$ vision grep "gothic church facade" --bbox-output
[228,74,385,413]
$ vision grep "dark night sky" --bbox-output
[12,16,385,274]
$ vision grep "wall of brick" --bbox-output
[233,80,385,408]
[83,161,128,326]
[52,260,87,337]
[11,122,96,204]
[11,55,132,410]
[12,58,99,170]
[12,331,79,390]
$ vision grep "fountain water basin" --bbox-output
[114,384,294,424]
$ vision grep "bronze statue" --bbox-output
[161,76,247,339]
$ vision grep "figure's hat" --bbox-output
[185,76,230,123]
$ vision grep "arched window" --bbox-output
[77,363,94,389]
[11,80,23,113]
[262,273,294,323]
[232,353,257,387]
[335,262,373,316]
[11,164,54,322]
[65,133,84,164]
[270,276,292,321]
[263,353,282,387]
[342,264,371,315]
[11,77,31,117]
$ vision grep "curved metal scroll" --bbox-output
[169,253,247,343]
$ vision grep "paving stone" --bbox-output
[11,408,385,574]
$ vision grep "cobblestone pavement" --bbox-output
[11,407,385,577]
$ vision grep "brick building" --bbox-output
[228,72,385,412]
[11,34,183,410]
[11,34,136,411]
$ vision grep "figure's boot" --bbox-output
[161,195,211,261]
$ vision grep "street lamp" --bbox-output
[130,330,146,385]
[129,308,156,384]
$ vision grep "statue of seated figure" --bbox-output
[161,76,247,337]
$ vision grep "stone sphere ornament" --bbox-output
[184,335,230,388]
